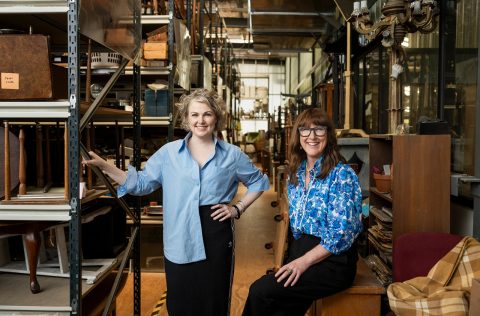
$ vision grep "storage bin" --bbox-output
[91,52,121,68]
[144,89,168,116]
[373,173,391,193]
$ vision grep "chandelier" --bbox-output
[349,0,440,133]
[351,0,439,48]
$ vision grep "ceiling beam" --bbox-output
[249,10,324,16]
[250,28,324,35]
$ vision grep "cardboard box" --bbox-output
[470,278,480,315]
[0,34,52,100]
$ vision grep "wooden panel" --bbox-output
[318,294,381,316]
[0,126,20,199]
[273,194,289,270]
[343,259,385,295]
[392,135,450,238]
[314,258,384,316]
[368,136,393,185]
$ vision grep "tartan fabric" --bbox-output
[387,236,480,316]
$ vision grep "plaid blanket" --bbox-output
[387,236,480,316]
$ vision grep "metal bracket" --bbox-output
[451,174,480,197]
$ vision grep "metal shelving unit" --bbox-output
[0,0,142,314]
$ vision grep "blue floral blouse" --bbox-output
[287,158,363,254]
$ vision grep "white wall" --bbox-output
[238,61,285,119]
[286,48,332,95]
[240,119,268,134]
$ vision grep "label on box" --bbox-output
[1,73,19,90]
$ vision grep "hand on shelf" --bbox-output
[82,151,127,186]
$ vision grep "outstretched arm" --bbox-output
[82,151,127,185]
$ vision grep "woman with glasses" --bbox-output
[243,108,363,316]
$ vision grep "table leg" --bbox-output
[24,230,41,294]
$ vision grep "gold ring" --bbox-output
[287,268,293,275]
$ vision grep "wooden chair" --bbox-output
[1,124,64,293]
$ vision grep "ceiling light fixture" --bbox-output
[350,0,439,132]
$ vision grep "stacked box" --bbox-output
[143,42,168,60]
[144,89,168,116]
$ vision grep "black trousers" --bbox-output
[164,205,234,316]
[242,234,358,316]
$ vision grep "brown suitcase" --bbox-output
[0,34,52,100]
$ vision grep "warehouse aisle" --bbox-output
[116,183,279,316]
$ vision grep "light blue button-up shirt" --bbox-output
[118,132,270,264]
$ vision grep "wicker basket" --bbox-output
[91,52,121,68]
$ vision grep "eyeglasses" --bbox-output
[298,126,327,137]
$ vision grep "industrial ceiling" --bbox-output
[215,0,355,60]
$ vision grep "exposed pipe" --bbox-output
[344,22,352,129]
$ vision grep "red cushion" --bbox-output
[392,232,464,282]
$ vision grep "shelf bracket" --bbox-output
[451,173,480,197]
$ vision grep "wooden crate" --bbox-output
[143,42,168,60]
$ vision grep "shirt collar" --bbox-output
[176,131,226,153]
[297,156,324,178]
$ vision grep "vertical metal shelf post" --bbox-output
[186,0,192,32]
[214,8,218,87]
[133,2,142,313]
[208,0,213,70]
[67,0,81,314]
[199,0,205,87]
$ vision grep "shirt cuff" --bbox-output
[320,240,340,255]
[117,165,138,198]
[246,174,270,192]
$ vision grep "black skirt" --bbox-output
[164,204,234,316]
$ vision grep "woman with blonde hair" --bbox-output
[84,89,269,316]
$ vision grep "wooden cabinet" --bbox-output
[367,135,450,284]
